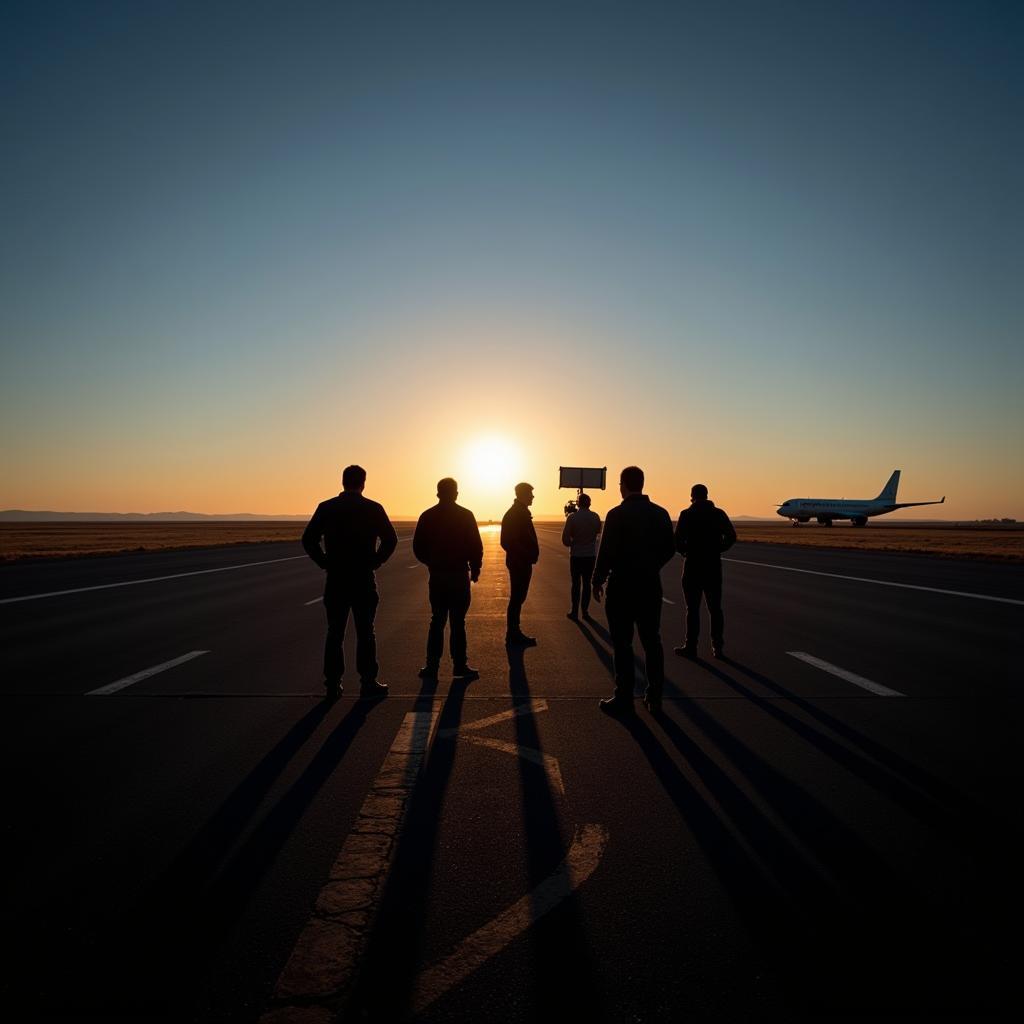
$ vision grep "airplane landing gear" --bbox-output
[817,517,833,527]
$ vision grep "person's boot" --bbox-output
[674,644,698,658]
[324,679,342,701]
[418,664,439,679]
[643,687,662,714]
[359,679,388,698]
[599,694,634,716]
[711,642,724,659]
[452,664,480,681]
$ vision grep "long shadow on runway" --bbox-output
[351,676,471,1021]
[574,619,1006,1014]
[507,643,601,1021]
[717,657,1020,849]
[74,698,380,1018]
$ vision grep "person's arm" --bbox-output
[656,508,676,568]
[467,514,483,582]
[561,516,573,548]
[595,514,602,538]
[412,513,429,565]
[374,507,399,568]
[592,510,617,594]
[528,517,539,563]
[301,504,329,570]
[674,511,688,555]
[719,510,737,552]
[500,509,512,554]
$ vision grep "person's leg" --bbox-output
[606,585,637,701]
[579,556,596,615]
[682,573,702,649]
[636,582,665,705]
[506,564,533,637]
[425,573,448,671]
[352,583,380,683]
[323,581,350,683]
[449,573,471,669]
[569,557,582,615]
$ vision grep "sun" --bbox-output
[462,436,523,490]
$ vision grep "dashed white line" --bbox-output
[787,651,904,697]
[86,650,210,696]
[724,557,1024,606]
[303,596,321,606]
[662,597,674,604]
[0,555,307,605]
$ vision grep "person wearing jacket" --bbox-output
[593,466,675,714]
[674,483,737,659]
[302,465,398,699]
[413,477,484,681]
[500,481,540,646]
[561,492,602,620]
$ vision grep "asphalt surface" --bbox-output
[1,523,1021,1021]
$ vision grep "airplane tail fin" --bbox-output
[875,470,900,504]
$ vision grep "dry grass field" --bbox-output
[733,521,1024,561]
[0,522,310,563]
[0,520,1021,564]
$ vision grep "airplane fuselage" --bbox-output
[776,471,944,526]
[776,499,897,526]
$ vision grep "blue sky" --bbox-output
[1,1,1021,517]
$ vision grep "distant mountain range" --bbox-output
[0,510,310,522]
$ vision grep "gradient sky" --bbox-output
[2,0,1021,521]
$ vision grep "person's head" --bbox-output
[341,464,366,492]
[619,465,644,497]
[578,492,591,509]
[514,482,534,506]
[437,477,458,502]
[691,483,708,502]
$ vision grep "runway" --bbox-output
[1,524,1021,1020]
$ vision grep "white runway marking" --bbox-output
[86,650,210,696]
[438,699,548,737]
[0,555,307,605]
[662,597,674,604]
[262,708,440,1019]
[407,563,422,568]
[303,596,321,606]
[724,557,1024,606]
[787,651,904,697]
[461,735,566,795]
[410,823,608,1016]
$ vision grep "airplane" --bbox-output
[777,470,945,527]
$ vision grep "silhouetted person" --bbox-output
[674,482,737,659]
[302,465,397,699]
[593,466,675,715]
[501,481,539,646]
[561,492,601,620]
[413,477,484,681]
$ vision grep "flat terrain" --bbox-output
[2,518,1022,563]
[735,520,1024,560]
[1,524,1021,1021]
